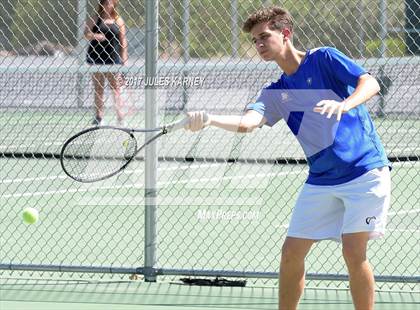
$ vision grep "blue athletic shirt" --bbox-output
[247,47,390,185]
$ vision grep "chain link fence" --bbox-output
[1,0,419,290]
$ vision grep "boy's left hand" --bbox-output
[313,100,349,121]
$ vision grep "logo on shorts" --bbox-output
[365,216,376,225]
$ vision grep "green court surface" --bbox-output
[1,279,419,310]
[1,110,419,308]
[1,158,418,275]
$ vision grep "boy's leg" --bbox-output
[339,167,391,310]
[283,183,345,310]
[279,237,314,310]
[342,232,374,310]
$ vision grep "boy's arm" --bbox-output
[186,110,266,133]
[313,73,381,120]
[342,73,381,110]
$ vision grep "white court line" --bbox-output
[2,161,301,184]
[388,209,420,216]
[2,187,112,199]
[390,161,420,166]
[387,228,419,233]
[388,147,420,153]
[158,170,301,187]
[1,175,68,184]
[2,170,301,199]
[0,162,232,184]
[389,147,420,152]
[1,141,64,148]
[275,226,419,233]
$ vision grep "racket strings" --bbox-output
[60,118,185,182]
[62,128,137,182]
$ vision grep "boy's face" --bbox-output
[250,22,287,61]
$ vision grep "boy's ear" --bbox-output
[282,28,292,41]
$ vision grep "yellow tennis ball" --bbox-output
[122,140,129,148]
[22,208,39,224]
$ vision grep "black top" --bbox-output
[87,17,122,64]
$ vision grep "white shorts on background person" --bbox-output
[287,167,391,242]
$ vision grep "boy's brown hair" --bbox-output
[242,6,293,33]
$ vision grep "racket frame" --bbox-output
[60,118,188,182]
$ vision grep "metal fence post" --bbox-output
[144,0,159,282]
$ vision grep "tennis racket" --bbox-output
[60,117,189,183]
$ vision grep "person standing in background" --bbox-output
[85,0,128,126]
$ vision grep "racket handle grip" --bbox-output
[165,113,209,132]
[165,117,190,132]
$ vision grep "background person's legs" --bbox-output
[107,72,125,125]
[92,72,106,124]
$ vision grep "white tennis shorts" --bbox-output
[287,167,391,242]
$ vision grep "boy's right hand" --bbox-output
[185,111,211,132]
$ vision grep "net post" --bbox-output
[76,0,87,108]
[377,0,388,117]
[180,0,190,111]
[182,0,190,62]
[231,0,239,58]
[144,0,159,283]
[379,0,388,58]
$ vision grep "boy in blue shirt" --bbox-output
[186,6,391,310]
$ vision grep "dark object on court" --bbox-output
[180,277,246,287]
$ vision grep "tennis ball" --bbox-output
[22,208,39,224]
[122,140,129,148]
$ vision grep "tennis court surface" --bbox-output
[1,75,419,309]
[1,0,420,307]
[1,276,419,310]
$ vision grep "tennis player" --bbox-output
[85,0,128,126]
[185,6,391,310]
